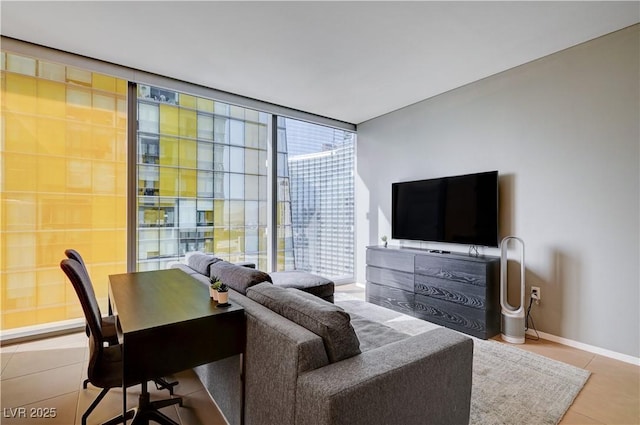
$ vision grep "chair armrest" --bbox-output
[295,328,473,425]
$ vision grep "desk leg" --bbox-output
[122,347,127,424]
[240,353,245,425]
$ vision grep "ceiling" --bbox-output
[1,1,638,125]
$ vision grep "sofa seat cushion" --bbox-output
[247,283,361,363]
[210,261,272,295]
[269,271,334,301]
[349,315,410,352]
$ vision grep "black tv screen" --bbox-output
[392,171,499,247]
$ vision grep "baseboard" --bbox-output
[0,318,85,346]
[526,329,640,366]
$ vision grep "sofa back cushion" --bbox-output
[247,283,361,363]
[210,261,272,295]
[186,252,221,276]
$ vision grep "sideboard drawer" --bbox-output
[366,248,414,272]
[366,266,413,292]
[366,282,414,317]
[415,255,488,287]
[414,273,486,310]
[414,293,487,338]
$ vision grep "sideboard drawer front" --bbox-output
[414,274,486,310]
[367,249,414,272]
[415,255,487,287]
[414,294,486,338]
[366,282,414,316]
[366,266,414,292]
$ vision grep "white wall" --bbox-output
[356,25,639,358]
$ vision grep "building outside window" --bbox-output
[0,50,128,329]
[136,85,270,271]
[278,118,355,281]
[0,45,356,335]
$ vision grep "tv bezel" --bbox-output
[391,171,499,247]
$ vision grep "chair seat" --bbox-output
[102,315,119,344]
[90,344,125,389]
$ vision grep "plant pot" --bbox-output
[210,286,218,300]
[217,291,229,304]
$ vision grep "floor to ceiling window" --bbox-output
[136,85,270,272]
[0,50,127,330]
[278,118,355,281]
[0,39,356,336]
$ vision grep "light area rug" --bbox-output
[335,293,591,425]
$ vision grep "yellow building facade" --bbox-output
[1,51,127,329]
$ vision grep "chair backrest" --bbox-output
[65,248,87,271]
[64,249,103,317]
[60,258,104,375]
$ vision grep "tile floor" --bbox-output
[1,284,638,425]
[1,331,225,425]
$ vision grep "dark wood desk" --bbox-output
[109,269,246,424]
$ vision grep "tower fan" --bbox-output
[500,236,525,344]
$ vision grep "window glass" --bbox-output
[197,97,214,113]
[213,144,229,171]
[230,119,245,146]
[197,113,214,140]
[180,108,197,138]
[214,102,229,116]
[245,148,260,175]
[1,51,127,330]
[136,85,269,266]
[230,147,244,173]
[245,122,260,148]
[179,199,197,228]
[277,118,355,279]
[38,60,65,81]
[159,137,179,166]
[230,173,244,199]
[139,102,159,133]
[179,139,197,169]
[197,142,214,170]
[245,175,259,200]
[214,117,229,143]
[214,172,228,198]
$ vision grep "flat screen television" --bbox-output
[392,171,499,247]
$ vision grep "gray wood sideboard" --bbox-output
[365,246,500,339]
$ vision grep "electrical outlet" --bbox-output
[531,286,541,303]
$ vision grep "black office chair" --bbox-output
[65,249,178,395]
[61,258,182,425]
[64,249,119,345]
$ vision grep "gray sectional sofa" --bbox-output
[169,254,474,425]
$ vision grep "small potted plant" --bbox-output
[210,277,222,300]
[381,235,388,248]
[217,283,229,305]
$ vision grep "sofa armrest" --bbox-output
[295,328,473,425]
[234,261,256,269]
